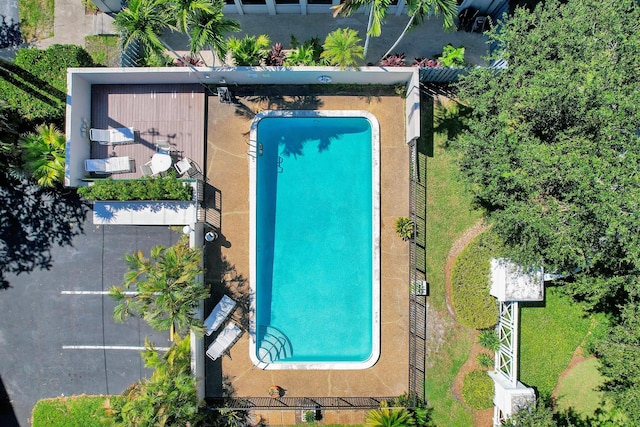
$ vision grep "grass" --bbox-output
[85,35,121,67]
[554,357,605,416]
[31,395,116,427]
[519,287,593,397]
[423,96,480,426]
[18,0,54,42]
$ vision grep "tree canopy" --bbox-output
[456,0,640,308]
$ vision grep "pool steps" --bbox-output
[257,325,293,364]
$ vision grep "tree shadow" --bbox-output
[0,16,21,49]
[0,174,90,289]
[0,375,19,427]
[433,97,472,148]
[0,58,67,109]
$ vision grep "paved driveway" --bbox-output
[0,219,176,426]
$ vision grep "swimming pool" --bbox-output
[249,110,380,370]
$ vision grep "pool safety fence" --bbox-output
[206,396,396,410]
[407,102,428,407]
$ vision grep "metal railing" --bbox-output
[206,396,396,410]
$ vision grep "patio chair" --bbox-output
[140,160,157,176]
[206,322,242,361]
[156,140,172,153]
[204,295,237,336]
[174,158,193,176]
[89,127,135,145]
[84,156,133,174]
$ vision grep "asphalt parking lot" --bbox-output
[0,219,177,426]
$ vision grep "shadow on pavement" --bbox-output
[0,375,19,427]
[0,173,90,289]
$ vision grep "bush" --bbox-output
[478,329,500,351]
[32,395,122,427]
[451,231,501,329]
[78,176,192,201]
[395,217,414,241]
[0,45,95,124]
[476,352,494,368]
[462,370,494,410]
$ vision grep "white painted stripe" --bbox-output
[63,345,170,351]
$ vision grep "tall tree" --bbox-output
[456,0,640,307]
[187,5,240,65]
[113,0,174,59]
[18,123,66,188]
[110,240,208,341]
[333,0,392,60]
[321,28,364,69]
[168,0,216,34]
[381,0,457,60]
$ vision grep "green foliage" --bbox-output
[519,287,593,397]
[77,176,192,201]
[32,395,119,427]
[461,370,493,410]
[455,0,640,310]
[18,123,65,187]
[113,0,173,60]
[590,299,640,424]
[228,34,271,66]
[476,352,494,368]
[478,329,499,351]
[108,336,204,426]
[365,401,416,427]
[322,28,364,69]
[187,3,240,64]
[0,45,95,123]
[389,393,436,427]
[303,410,316,423]
[81,0,99,13]
[284,36,323,66]
[451,231,500,329]
[109,240,208,340]
[503,400,556,427]
[18,0,54,41]
[85,35,121,67]
[395,217,414,241]
[437,44,464,67]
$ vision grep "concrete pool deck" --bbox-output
[204,86,410,420]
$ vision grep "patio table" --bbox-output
[151,153,172,173]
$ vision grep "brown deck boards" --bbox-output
[90,84,206,179]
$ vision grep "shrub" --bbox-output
[0,45,95,123]
[451,231,501,329]
[395,217,414,241]
[265,42,285,66]
[413,57,442,68]
[77,176,192,201]
[462,370,494,410]
[477,352,494,368]
[438,44,465,67]
[478,329,500,351]
[380,53,406,67]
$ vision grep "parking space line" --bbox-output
[61,291,139,295]
[63,345,170,351]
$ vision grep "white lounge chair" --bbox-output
[84,156,132,174]
[206,322,242,361]
[204,295,237,336]
[89,127,135,145]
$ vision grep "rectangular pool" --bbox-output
[249,110,380,370]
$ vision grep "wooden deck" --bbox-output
[90,84,206,179]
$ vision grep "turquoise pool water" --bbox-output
[252,113,378,367]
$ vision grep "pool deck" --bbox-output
[204,87,409,423]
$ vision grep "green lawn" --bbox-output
[519,287,593,398]
[32,395,117,427]
[18,0,54,42]
[423,97,479,426]
[85,35,121,67]
[554,357,605,416]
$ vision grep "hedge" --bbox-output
[462,370,494,410]
[451,231,501,329]
[78,176,193,201]
[32,395,123,427]
[0,44,94,124]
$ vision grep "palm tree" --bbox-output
[321,28,364,69]
[19,123,65,188]
[365,401,416,427]
[188,4,241,65]
[332,0,392,61]
[227,34,271,66]
[167,0,216,33]
[110,240,208,341]
[381,0,457,60]
[113,0,174,60]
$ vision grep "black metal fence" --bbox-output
[206,396,396,411]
